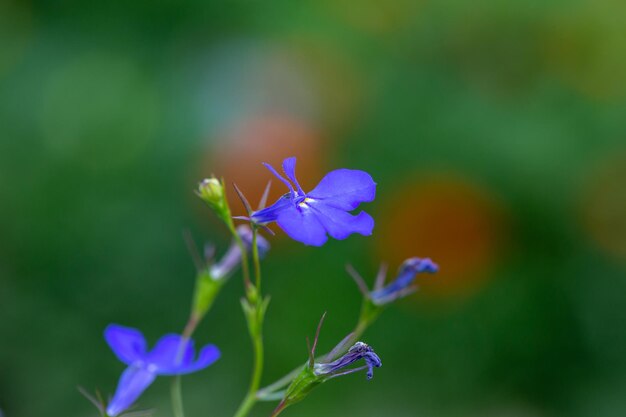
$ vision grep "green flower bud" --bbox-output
[197,177,225,208]
[191,270,223,320]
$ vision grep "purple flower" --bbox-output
[314,342,382,380]
[349,257,438,305]
[104,324,220,416]
[250,157,376,246]
[371,258,438,304]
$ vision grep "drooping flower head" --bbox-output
[104,324,220,416]
[370,257,438,304]
[271,314,382,417]
[349,257,438,306]
[250,157,376,246]
[314,341,382,380]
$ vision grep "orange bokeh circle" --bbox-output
[376,174,507,300]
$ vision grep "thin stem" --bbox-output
[233,333,264,417]
[233,227,265,417]
[270,400,287,417]
[251,229,261,291]
[182,315,199,339]
[258,304,377,396]
[352,316,369,341]
[171,376,185,417]
[256,368,301,399]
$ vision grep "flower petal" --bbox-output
[309,203,374,240]
[104,324,147,365]
[147,334,195,374]
[251,194,292,224]
[106,366,156,417]
[282,157,305,195]
[276,205,328,246]
[263,162,295,197]
[370,257,438,303]
[364,351,382,380]
[172,344,221,374]
[308,169,376,210]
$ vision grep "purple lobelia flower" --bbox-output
[369,258,438,304]
[249,157,376,246]
[104,324,220,416]
[314,341,382,380]
[272,315,382,417]
[349,257,438,306]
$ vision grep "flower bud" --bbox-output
[197,177,225,208]
[191,226,270,320]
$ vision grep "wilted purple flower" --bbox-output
[349,257,438,306]
[314,342,382,380]
[369,258,438,304]
[210,225,270,280]
[250,157,376,246]
[105,324,220,416]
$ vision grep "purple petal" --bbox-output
[370,257,438,303]
[281,157,305,195]
[263,162,295,197]
[316,341,380,379]
[309,203,374,240]
[146,334,194,374]
[364,351,382,380]
[308,169,376,211]
[276,205,328,246]
[104,324,147,365]
[106,366,156,417]
[251,194,293,224]
[171,344,221,375]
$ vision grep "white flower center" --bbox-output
[298,198,315,208]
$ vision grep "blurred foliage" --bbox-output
[1,0,625,416]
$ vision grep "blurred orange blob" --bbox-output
[580,150,626,262]
[197,115,325,220]
[376,175,507,299]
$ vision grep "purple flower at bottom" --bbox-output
[104,324,220,416]
[314,342,382,380]
[250,157,376,246]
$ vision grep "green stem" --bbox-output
[183,315,199,339]
[251,228,261,291]
[233,227,265,417]
[171,376,185,417]
[257,301,380,396]
[233,332,264,417]
[270,400,287,417]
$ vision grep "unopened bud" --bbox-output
[197,178,224,208]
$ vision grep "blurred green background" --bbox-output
[1,0,626,416]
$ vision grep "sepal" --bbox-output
[191,270,223,321]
